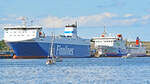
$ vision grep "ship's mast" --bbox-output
[101,25,107,37]
[30,20,33,26]
[49,32,54,58]
[75,21,77,27]
[103,25,107,35]
[46,32,56,64]
[21,17,27,27]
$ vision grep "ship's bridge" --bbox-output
[92,34,126,49]
[64,23,78,38]
[4,26,42,42]
[93,37,117,47]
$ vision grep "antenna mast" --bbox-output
[21,17,27,27]
[75,21,77,27]
[102,25,107,35]
[30,20,33,26]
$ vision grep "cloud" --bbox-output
[138,15,150,25]
[40,13,150,28]
[96,0,126,9]
[141,15,150,20]
[40,12,117,28]
[0,14,19,21]
[0,16,17,22]
[0,15,40,28]
[0,17,15,28]
[0,18,9,21]
[111,18,139,26]
[124,14,133,17]
[1,13,150,28]
[41,16,75,28]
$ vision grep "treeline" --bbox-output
[0,40,10,51]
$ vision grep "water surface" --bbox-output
[0,57,150,84]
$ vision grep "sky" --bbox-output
[0,0,150,41]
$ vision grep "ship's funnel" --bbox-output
[64,22,77,37]
[117,34,122,38]
[136,37,140,47]
[117,34,123,40]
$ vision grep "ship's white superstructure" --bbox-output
[4,26,42,42]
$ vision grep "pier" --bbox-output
[0,51,13,59]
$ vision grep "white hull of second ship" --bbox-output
[96,46,127,57]
[127,46,146,57]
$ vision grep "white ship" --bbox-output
[127,37,146,57]
[92,27,127,57]
[92,27,146,57]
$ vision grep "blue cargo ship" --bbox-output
[3,21,90,59]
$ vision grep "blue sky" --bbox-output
[0,0,150,41]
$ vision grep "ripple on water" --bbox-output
[0,57,150,84]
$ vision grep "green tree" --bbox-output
[0,40,9,50]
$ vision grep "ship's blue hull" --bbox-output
[104,53,127,57]
[7,42,90,58]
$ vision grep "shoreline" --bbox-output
[0,55,150,59]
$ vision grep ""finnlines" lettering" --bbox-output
[56,45,74,55]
